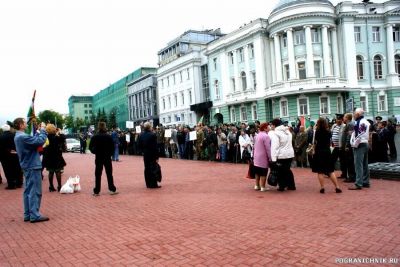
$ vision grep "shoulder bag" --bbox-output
[306,130,316,155]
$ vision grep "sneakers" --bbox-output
[254,186,260,190]
[260,187,270,192]
[110,190,119,195]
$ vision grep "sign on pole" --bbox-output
[126,121,134,128]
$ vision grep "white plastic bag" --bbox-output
[71,175,81,192]
[60,178,74,194]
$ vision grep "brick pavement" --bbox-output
[0,153,399,266]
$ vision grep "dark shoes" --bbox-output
[362,183,370,188]
[348,186,362,190]
[5,186,16,190]
[335,188,342,193]
[30,217,49,223]
[148,185,162,189]
[320,188,325,194]
[49,187,57,192]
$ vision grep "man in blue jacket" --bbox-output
[13,118,48,223]
[111,126,121,162]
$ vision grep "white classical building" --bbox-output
[205,0,400,125]
[156,29,224,127]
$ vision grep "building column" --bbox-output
[304,25,315,78]
[285,28,296,80]
[220,51,229,97]
[253,36,267,91]
[386,24,396,74]
[270,39,277,83]
[321,25,332,77]
[273,34,283,82]
[330,27,340,77]
[243,45,251,90]
[232,50,239,92]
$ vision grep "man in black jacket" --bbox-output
[206,126,218,162]
[0,123,23,189]
[137,122,161,188]
[89,122,118,196]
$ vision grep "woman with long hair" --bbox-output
[42,124,66,192]
[312,118,342,194]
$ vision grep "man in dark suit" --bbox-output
[137,122,161,188]
[0,123,23,189]
[89,122,118,196]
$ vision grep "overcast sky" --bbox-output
[0,0,348,125]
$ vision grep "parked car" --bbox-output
[65,138,80,152]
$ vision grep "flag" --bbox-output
[26,90,37,136]
[198,115,204,125]
[300,116,310,129]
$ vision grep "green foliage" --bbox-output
[64,115,74,129]
[109,109,117,129]
[101,108,108,125]
[38,110,65,128]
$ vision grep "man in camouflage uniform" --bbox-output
[195,125,205,160]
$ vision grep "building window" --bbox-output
[187,68,190,80]
[284,65,290,81]
[231,107,236,122]
[395,55,400,78]
[251,72,257,90]
[374,55,383,79]
[311,29,319,43]
[174,94,177,107]
[282,37,287,48]
[162,98,165,110]
[337,96,343,114]
[394,27,400,42]
[167,77,170,86]
[84,104,87,108]
[372,27,380,42]
[213,58,217,71]
[241,72,247,91]
[230,52,234,65]
[298,98,309,115]
[181,92,185,105]
[168,96,171,108]
[180,71,183,82]
[189,90,192,104]
[354,27,361,42]
[189,114,192,124]
[240,107,247,121]
[181,114,185,123]
[320,96,329,114]
[84,110,88,114]
[360,96,367,112]
[252,104,258,120]
[89,104,92,107]
[214,80,220,99]
[314,61,321,78]
[250,44,254,58]
[161,79,164,88]
[356,56,364,80]
[239,48,244,62]
[85,116,88,120]
[378,94,386,112]
[231,78,236,92]
[295,30,304,45]
[298,62,306,80]
[168,116,171,123]
[163,118,165,124]
[173,74,176,84]
[280,100,288,117]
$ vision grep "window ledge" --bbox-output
[374,78,386,81]
[358,79,367,82]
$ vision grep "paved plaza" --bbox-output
[0,153,399,266]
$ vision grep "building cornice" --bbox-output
[267,12,335,32]
[157,58,202,77]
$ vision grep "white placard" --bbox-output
[126,121,134,128]
[126,134,130,142]
[164,129,172,138]
[136,126,141,133]
[189,131,197,141]
[394,98,400,107]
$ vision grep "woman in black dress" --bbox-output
[42,125,66,192]
[312,118,342,194]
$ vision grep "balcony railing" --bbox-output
[267,77,348,93]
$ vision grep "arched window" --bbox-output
[214,80,220,99]
[356,56,364,80]
[374,55,383,79]
[395,55,400,78]
[241,72,247,91]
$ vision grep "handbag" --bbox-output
[267,170,278,186]
[306,130,316,155]
[242,149,250,161]
[295,148,302,155]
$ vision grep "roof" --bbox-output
[271,0,333,14]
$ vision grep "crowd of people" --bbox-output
[0,109,397,222]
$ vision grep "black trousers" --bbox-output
[228,144,239,163]
[158,143,165,157]
[277,158,295,189]
[388,136,397,156]
[331,147,347,175]
[0,156,23,187]
[345,149,355,179]
[144,161,158,188]
[94,156,116,194]
[185,142,193,160]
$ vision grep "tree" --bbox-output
[64,115,74,130]
[38,110,64,128]
[101,108,108,125]
[96,108,101,127]
[109,109,117,129]
[89,113,96,127]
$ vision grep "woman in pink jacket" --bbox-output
[252,122,272,191]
